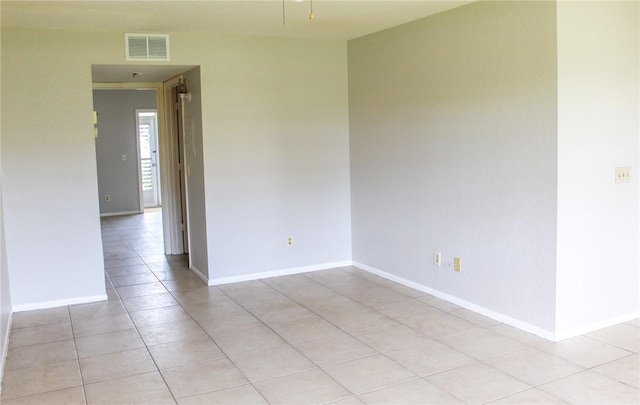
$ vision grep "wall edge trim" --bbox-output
[11,294,108,313]
[190,265,208,284]
[0,311,13,396]
[554,311,640,341]
[100,210,144,218]
[353,261,557,341]
[208,261,353,286]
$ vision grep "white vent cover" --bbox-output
[125,33,170,61]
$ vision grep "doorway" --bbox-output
[136,109,161,208]
[93,88,157,217]
[162,77,190,255]
[92,65,206,280]
[92,82,186,256]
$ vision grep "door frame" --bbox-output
[161,75,190,255]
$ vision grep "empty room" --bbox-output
[0,1,638,404]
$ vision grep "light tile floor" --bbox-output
[1,211,639,404]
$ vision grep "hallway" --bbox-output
[102,209,178,268]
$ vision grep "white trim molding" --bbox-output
[185,258,635,343]
[208,261,353,286]
[353,261,557,342]
[190,265,208,284]
[554,311,640,342]
[11,294,108,313]
[100,210,143,218]
[355,262,639,342]
[0,311,13,396]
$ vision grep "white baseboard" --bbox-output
[0,310,13,396]
[11,294,108,313]
[100,210,143,218]
[190,265,208,284]
[187,258,636,342]
[209,261,353,286]
[554,311,640,341]
[353,261,557,341]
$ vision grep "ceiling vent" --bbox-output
[125,33,170,61]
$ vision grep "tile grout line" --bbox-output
[92,217,173,401]
[184,282,314,403]
[108,217,180,405]
[109,215,269,403]
[214,277,440,401]
[66,305,89,405]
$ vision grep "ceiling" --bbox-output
[5,1,474,83]
[2,1,473,41]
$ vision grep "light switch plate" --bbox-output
[615,167,630,184]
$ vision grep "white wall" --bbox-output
[1,27,351,304]
[0,178,10,386]
[200,36,352,280]
[556,1,640,337]
[348,1,558,333]
[1,29,107,309]
[181,67,209,278]
[0,23,13,381]
[1,2,637,341]
[93,89,157,215]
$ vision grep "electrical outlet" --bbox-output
[433,251,441,267]
[615,167,630,184]
[105,195,111,202]
[121,154,127,161]
[453,257,461,272]
[287,236,293,247]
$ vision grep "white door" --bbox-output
[136,110,161,208]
